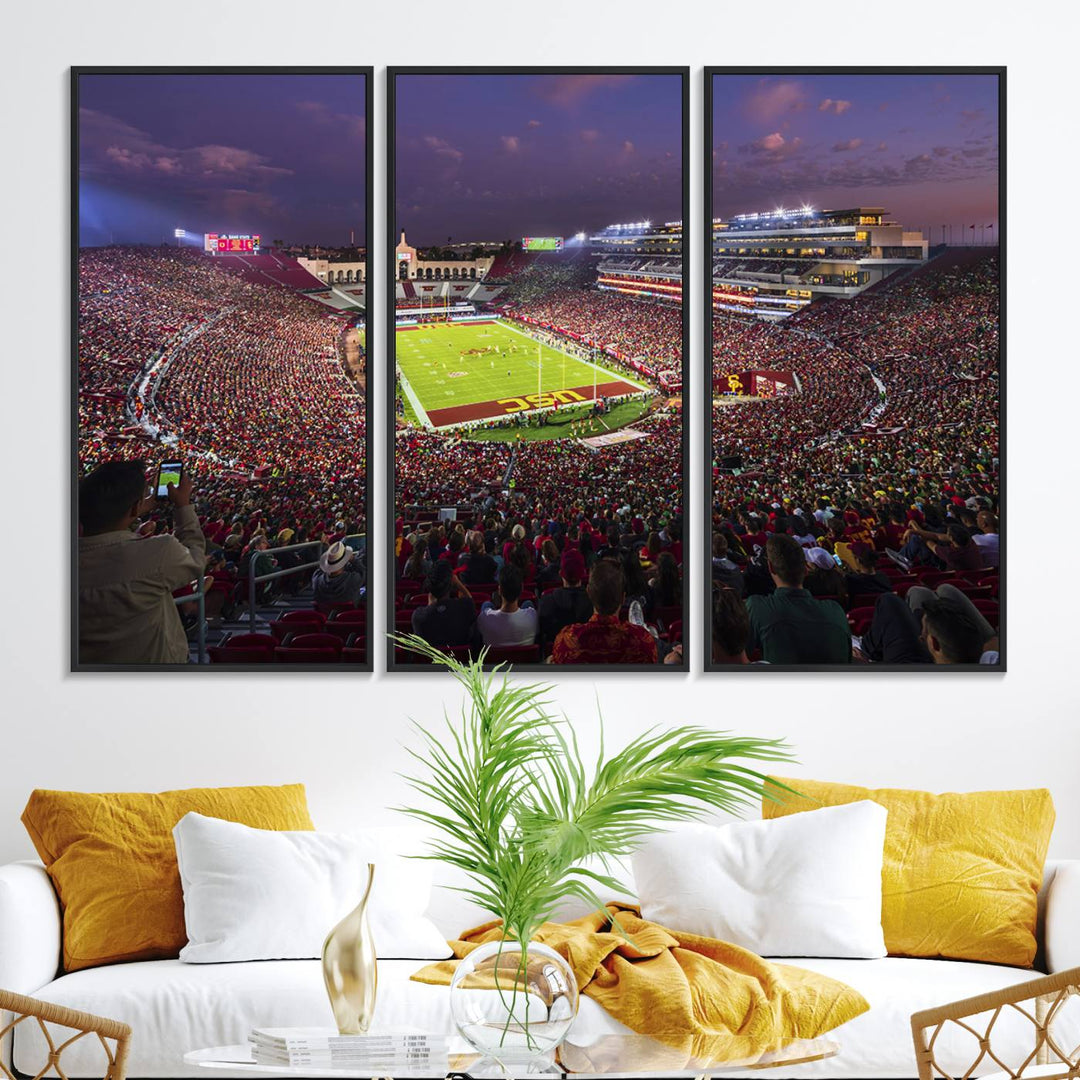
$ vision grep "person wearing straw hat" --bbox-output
[312,541,364,606]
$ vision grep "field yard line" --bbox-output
[499,319,649,392]
[397,369,432,430]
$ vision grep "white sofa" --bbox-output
[2,838,1078,1080]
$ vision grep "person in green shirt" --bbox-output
[745,534,852,664]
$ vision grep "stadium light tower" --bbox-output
[174,227,184,247]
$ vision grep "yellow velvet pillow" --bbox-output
[22,784,314,972]
[763,778,1054,967]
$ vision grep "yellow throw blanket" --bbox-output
[412,904,868,1066]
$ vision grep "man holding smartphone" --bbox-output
[78,460,206,665]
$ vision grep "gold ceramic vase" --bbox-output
[321,863,377,1034]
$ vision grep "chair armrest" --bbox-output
[1046,859,1080,973]
[0,861,61,994]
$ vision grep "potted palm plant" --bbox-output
[395,637,792,1068]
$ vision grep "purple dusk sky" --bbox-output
[394,73,682,247]
[712,73,1000,236]
[78,72,366,248]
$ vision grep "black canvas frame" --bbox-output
[702,67,1005,673]
[386,67,691,674]
[70,66,375,672]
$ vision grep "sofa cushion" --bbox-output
[763,778,1055,967]
[632,803,888,959]
[21,785,314,972]
[174,813,450,962]
[17,956,1078,1078]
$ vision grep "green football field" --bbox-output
[395,319,647,430]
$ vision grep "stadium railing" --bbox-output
[246,541,323,630]
[174,573,206,664]
[244,535,367,631]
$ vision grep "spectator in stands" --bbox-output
[906,583,998,663]
[859,593,933,664]
[312,541,364,607]
[648,552,681,613]
[744,535,851,664]
[803,546,846,601]
[459,531,498,584]
[711,587,751,665]
[920,596,990,664]
[402,535,431,582]
[621,548,650,622]
[711,533,744,595]
[536,539,562,586]
[538,549,594,648]
[476,564,538,647]
[552,560,658,665]
[78,460,205,664]
[411,560,475,648]
[973,510,999,568]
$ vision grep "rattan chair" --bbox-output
[911,966,1080,1080]
[0,990,131,1080]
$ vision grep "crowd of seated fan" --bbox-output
[78,247,369,625]
[709,254,999,666]
[505,284,682,364]
[493,255,596,306]
[394,490,684,665]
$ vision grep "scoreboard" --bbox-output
[522,236,563,252]
[204,233,261,254]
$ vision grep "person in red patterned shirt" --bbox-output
[551,560,657,666]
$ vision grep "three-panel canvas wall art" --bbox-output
[72,67,1001,672]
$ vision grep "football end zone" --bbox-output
[426,380,641,429]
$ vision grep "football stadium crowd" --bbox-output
[395,264,685,665]
[503,285,682,367]
[710,252,1000,666]
[77,246,368,664]
[394,409,685,666]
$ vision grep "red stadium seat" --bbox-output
[329,607,368,624]
[274,647,340,664]
[341,644,368,664]
[269,610,325,641]
[281,632,344,653]
[665,619,683,643]
[208,645,274,664]
[916,570,956,588]
[847,607,877,637]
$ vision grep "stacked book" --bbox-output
[249,1028,449,1072]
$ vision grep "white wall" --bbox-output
[1,1,1077,866]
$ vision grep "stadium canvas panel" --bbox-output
[705,69,1002,671]
[72,68,373,671]
[389,68,689,671]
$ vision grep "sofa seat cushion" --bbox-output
[17,956,1077,1079]
[15,959,623,1078]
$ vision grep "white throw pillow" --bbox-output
[174,812,451,962]
[632,801,887,958]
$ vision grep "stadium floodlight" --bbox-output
[174,228,184,237]
[575,231,586,242]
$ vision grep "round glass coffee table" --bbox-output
[186,1033,838,1078]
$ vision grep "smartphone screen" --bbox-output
[156,461,183,499]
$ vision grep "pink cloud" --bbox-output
[500,135,520,153]
[422,135,464,163]
[744,80,805,122]
[534,74,634,108]
[832,137,863,152]
[819,98,853,115]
